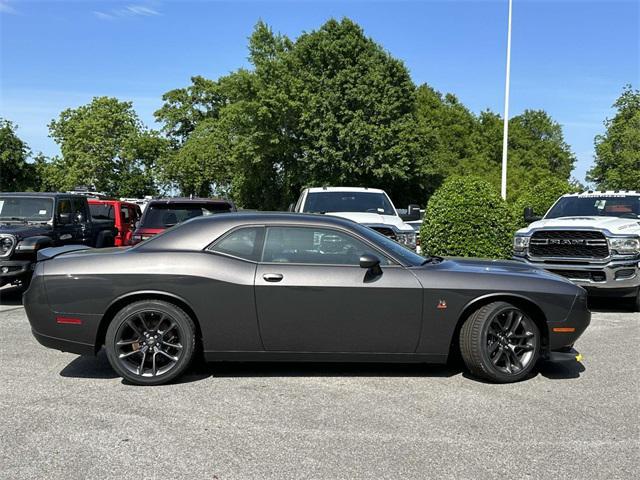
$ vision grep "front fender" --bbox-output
[15,235,53,254]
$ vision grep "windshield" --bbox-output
[89,204,115,220]
[545,196,640,219]
[0,196,54,222]
[352,223,428,266]
[141,202,232,229]
[303,191,396,216]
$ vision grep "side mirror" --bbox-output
[134,221,140,229]
[288,203,295,212]
[58,213,72,225]
[523,207,542,224]
[359,253,381,270]
[400,204,421,221]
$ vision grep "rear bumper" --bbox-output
[31,329,95,356]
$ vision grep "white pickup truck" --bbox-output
[291,187,421,251]
[513,191,640,310]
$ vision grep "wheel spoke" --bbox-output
[137,351,147,375]
[117,338,140,346]
[159,320,177,338]
[157,349,178,362]
[488,341,500,355]
[119,349,141,359]
[492,348,504,365]
[503,310,514,332]
[509,348,523,370]
[162,341,183,350]
[152,351,158,376]
[138,313,151,332]
[126,318,144,337]
[509,313,523,334]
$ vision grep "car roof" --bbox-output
[136,211,362,252]
[1,192,71,198]
[564,191,640,197]
[306,187,386,194]
[147,197,234,205]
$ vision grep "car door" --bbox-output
[254,225,423,353]
[55,198,80,245]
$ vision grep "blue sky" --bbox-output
[1,0,638,183]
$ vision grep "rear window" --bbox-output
[89,204,115,220]
[141,202,233,228]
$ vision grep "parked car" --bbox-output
[25,212,590,386]
[0,192,117,288]
[131,197,236,245]
[513,190,640,311]
[120,196,153,213]
[88,199,142,246]
[292,187,421,250]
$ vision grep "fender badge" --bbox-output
[437,300,447,310]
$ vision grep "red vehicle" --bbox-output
[88,199,142,246]
[131,198,236,245]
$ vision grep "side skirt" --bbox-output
[203,351,448,364]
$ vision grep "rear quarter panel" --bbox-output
[39,250,262,352]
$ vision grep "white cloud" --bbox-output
[0,0,18,14]
[94,3,161,21]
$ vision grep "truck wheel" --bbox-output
[105,300,196,386]
[459,301,540,383]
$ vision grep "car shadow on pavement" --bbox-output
[588,296,637,313]
[537,359,586,380]
[60,353,462,385]
[0,285,24,307]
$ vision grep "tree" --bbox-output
[155,19,420,209]
[48,97,169,197]
[0,119,37,191]
[587,85,640,190]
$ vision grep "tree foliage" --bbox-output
[587,85,640,190]
[47,97,169,197]
[511,177,581,229]
[420,176,514,259]
[0,119,38,191]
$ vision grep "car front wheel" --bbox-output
[105,300,196,386]
[460,301,540,383]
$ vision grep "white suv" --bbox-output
[292,187,420,250]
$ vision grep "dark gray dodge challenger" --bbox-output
[24,212,590,386]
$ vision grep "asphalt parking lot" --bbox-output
[0,287,638,480]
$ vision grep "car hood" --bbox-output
[430,257,573,283]
[325,212,414,232]
[0,223,52,240]
[517,216,640,235]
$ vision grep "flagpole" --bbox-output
[501,0,513,200]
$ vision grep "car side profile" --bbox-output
[24,213,590,386]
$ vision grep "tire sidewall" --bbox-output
[105,300,195,386]
[478,303,541,383]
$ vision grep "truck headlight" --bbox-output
[0,235,16,257]
[513,235,530,252]
[397,232,417,250]
[609,237,640,254]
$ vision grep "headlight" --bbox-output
[397,232,417,250]
[513,235,530,252]
[608,237,640,254]
[0,235,16,257]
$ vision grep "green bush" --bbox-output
[420,176,515,259]
[511,178,579,229]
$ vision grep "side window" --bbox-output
[210,227,264,262]
[57,199,71,216]
[262,226,390,265]
[121,206,130,223]
[70,198,87,223]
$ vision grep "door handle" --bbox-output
[263,273,283,282]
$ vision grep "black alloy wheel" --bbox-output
[460,301,541,383]
[105,300,196,386]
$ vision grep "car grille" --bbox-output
[530,230,609,258]
[548,269,606,282]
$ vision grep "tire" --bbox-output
[459,301,540,383]
[105,300,196,386]
[634,288,640,313]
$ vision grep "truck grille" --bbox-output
[530,230,609,258]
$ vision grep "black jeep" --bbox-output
[0,192,117,288]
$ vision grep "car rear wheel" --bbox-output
[459,301,540,383]
[105,300,196,386]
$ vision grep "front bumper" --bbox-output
[513,255,640,291]
[0,259,32,281]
